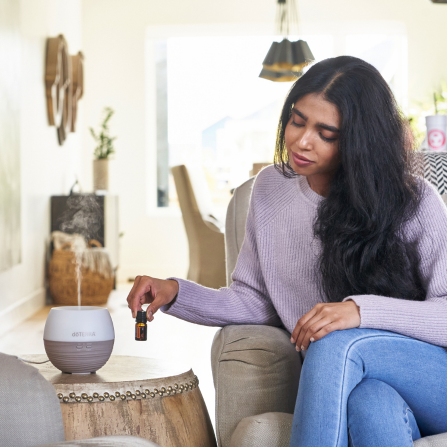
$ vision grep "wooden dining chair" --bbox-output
[171,165,226,289]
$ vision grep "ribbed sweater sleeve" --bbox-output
[343,182,447,347]
[159,180,282,328]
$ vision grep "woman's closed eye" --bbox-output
[291,119,305,128]
[319,132,338,143]
[292,120,338,143]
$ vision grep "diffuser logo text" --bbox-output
[72,332,96,337]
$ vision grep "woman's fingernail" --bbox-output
[296,345,300,351]
[290,337,295,343]
[301,345,305,351]
[310,337,315,342]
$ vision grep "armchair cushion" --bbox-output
[414,433,447,447]
[228,416,447,447]
[229,412,293,447]
[211,324,302,447]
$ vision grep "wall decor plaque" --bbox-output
[70,52,84,132]
[45,35,83,145]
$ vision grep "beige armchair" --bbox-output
[171,165,226,289]
[212,168,447,447]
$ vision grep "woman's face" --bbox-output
[285,93,341,184]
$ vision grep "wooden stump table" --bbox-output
[25,355,217,447]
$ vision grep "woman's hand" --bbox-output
[126,276,179,321]
[290,300,361,351]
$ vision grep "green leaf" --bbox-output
[91,107,117,159]
[89,128,98,141]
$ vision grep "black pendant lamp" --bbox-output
[259,0,315,82]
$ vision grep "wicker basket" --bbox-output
[48,240,114,306]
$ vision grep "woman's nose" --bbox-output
[296,129,313,150]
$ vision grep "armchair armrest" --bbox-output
[211,325,302,447]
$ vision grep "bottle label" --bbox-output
[136,325,147,341]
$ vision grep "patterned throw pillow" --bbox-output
[420,152,447,195]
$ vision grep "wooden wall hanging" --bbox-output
[70,52,84,132]
[45,35,84,145]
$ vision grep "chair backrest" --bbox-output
[0,353,65,446]
[184,165,218,222]
[171,164,202,231]
[225,177,255,286]
[172,165,226,287]
[224,152,447,286]
[172,164,223,226]
[171,165,204,282]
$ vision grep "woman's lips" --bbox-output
[292,152,315,166]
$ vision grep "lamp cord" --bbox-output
[276,0,300,38]
[18,357,50,364]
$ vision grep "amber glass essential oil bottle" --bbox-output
[135,310,147,341]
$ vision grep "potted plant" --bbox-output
[90,107,116,191]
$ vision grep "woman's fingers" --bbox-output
[290,301,360,351]
[307,321,342,344]
[146,294,167,322]
[294,311,327,351]
[127,277,179,321]
[146,279,179,322]
[127,276,153,318]
[290,304,321,344]
[127,276,141,310]
[295,316,333,351]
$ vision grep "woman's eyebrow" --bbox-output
[292,108,307,121]
[292,107,340,133]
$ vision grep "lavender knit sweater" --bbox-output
[161,165,447,347]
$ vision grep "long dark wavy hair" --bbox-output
[274,56,428,304]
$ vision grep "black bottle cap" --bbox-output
[136,310,147,323]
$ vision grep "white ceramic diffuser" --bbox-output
[44,306,115,374]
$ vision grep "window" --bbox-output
[149,28,407,218]
[155,34,333,218]
[345,34,408,108]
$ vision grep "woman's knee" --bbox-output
[348,379,401,417]
[347,378,421,441]
[306,327,405,360]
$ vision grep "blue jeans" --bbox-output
[289,328,447,447]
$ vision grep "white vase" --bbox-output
[426,115,447,152]
[93,159,109,191]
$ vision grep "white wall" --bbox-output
[0,0,83,336]
[81,0,447,283]
[4,0,444,337]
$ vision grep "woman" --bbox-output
[127,56,447,446]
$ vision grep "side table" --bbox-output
[24,354,216,447]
